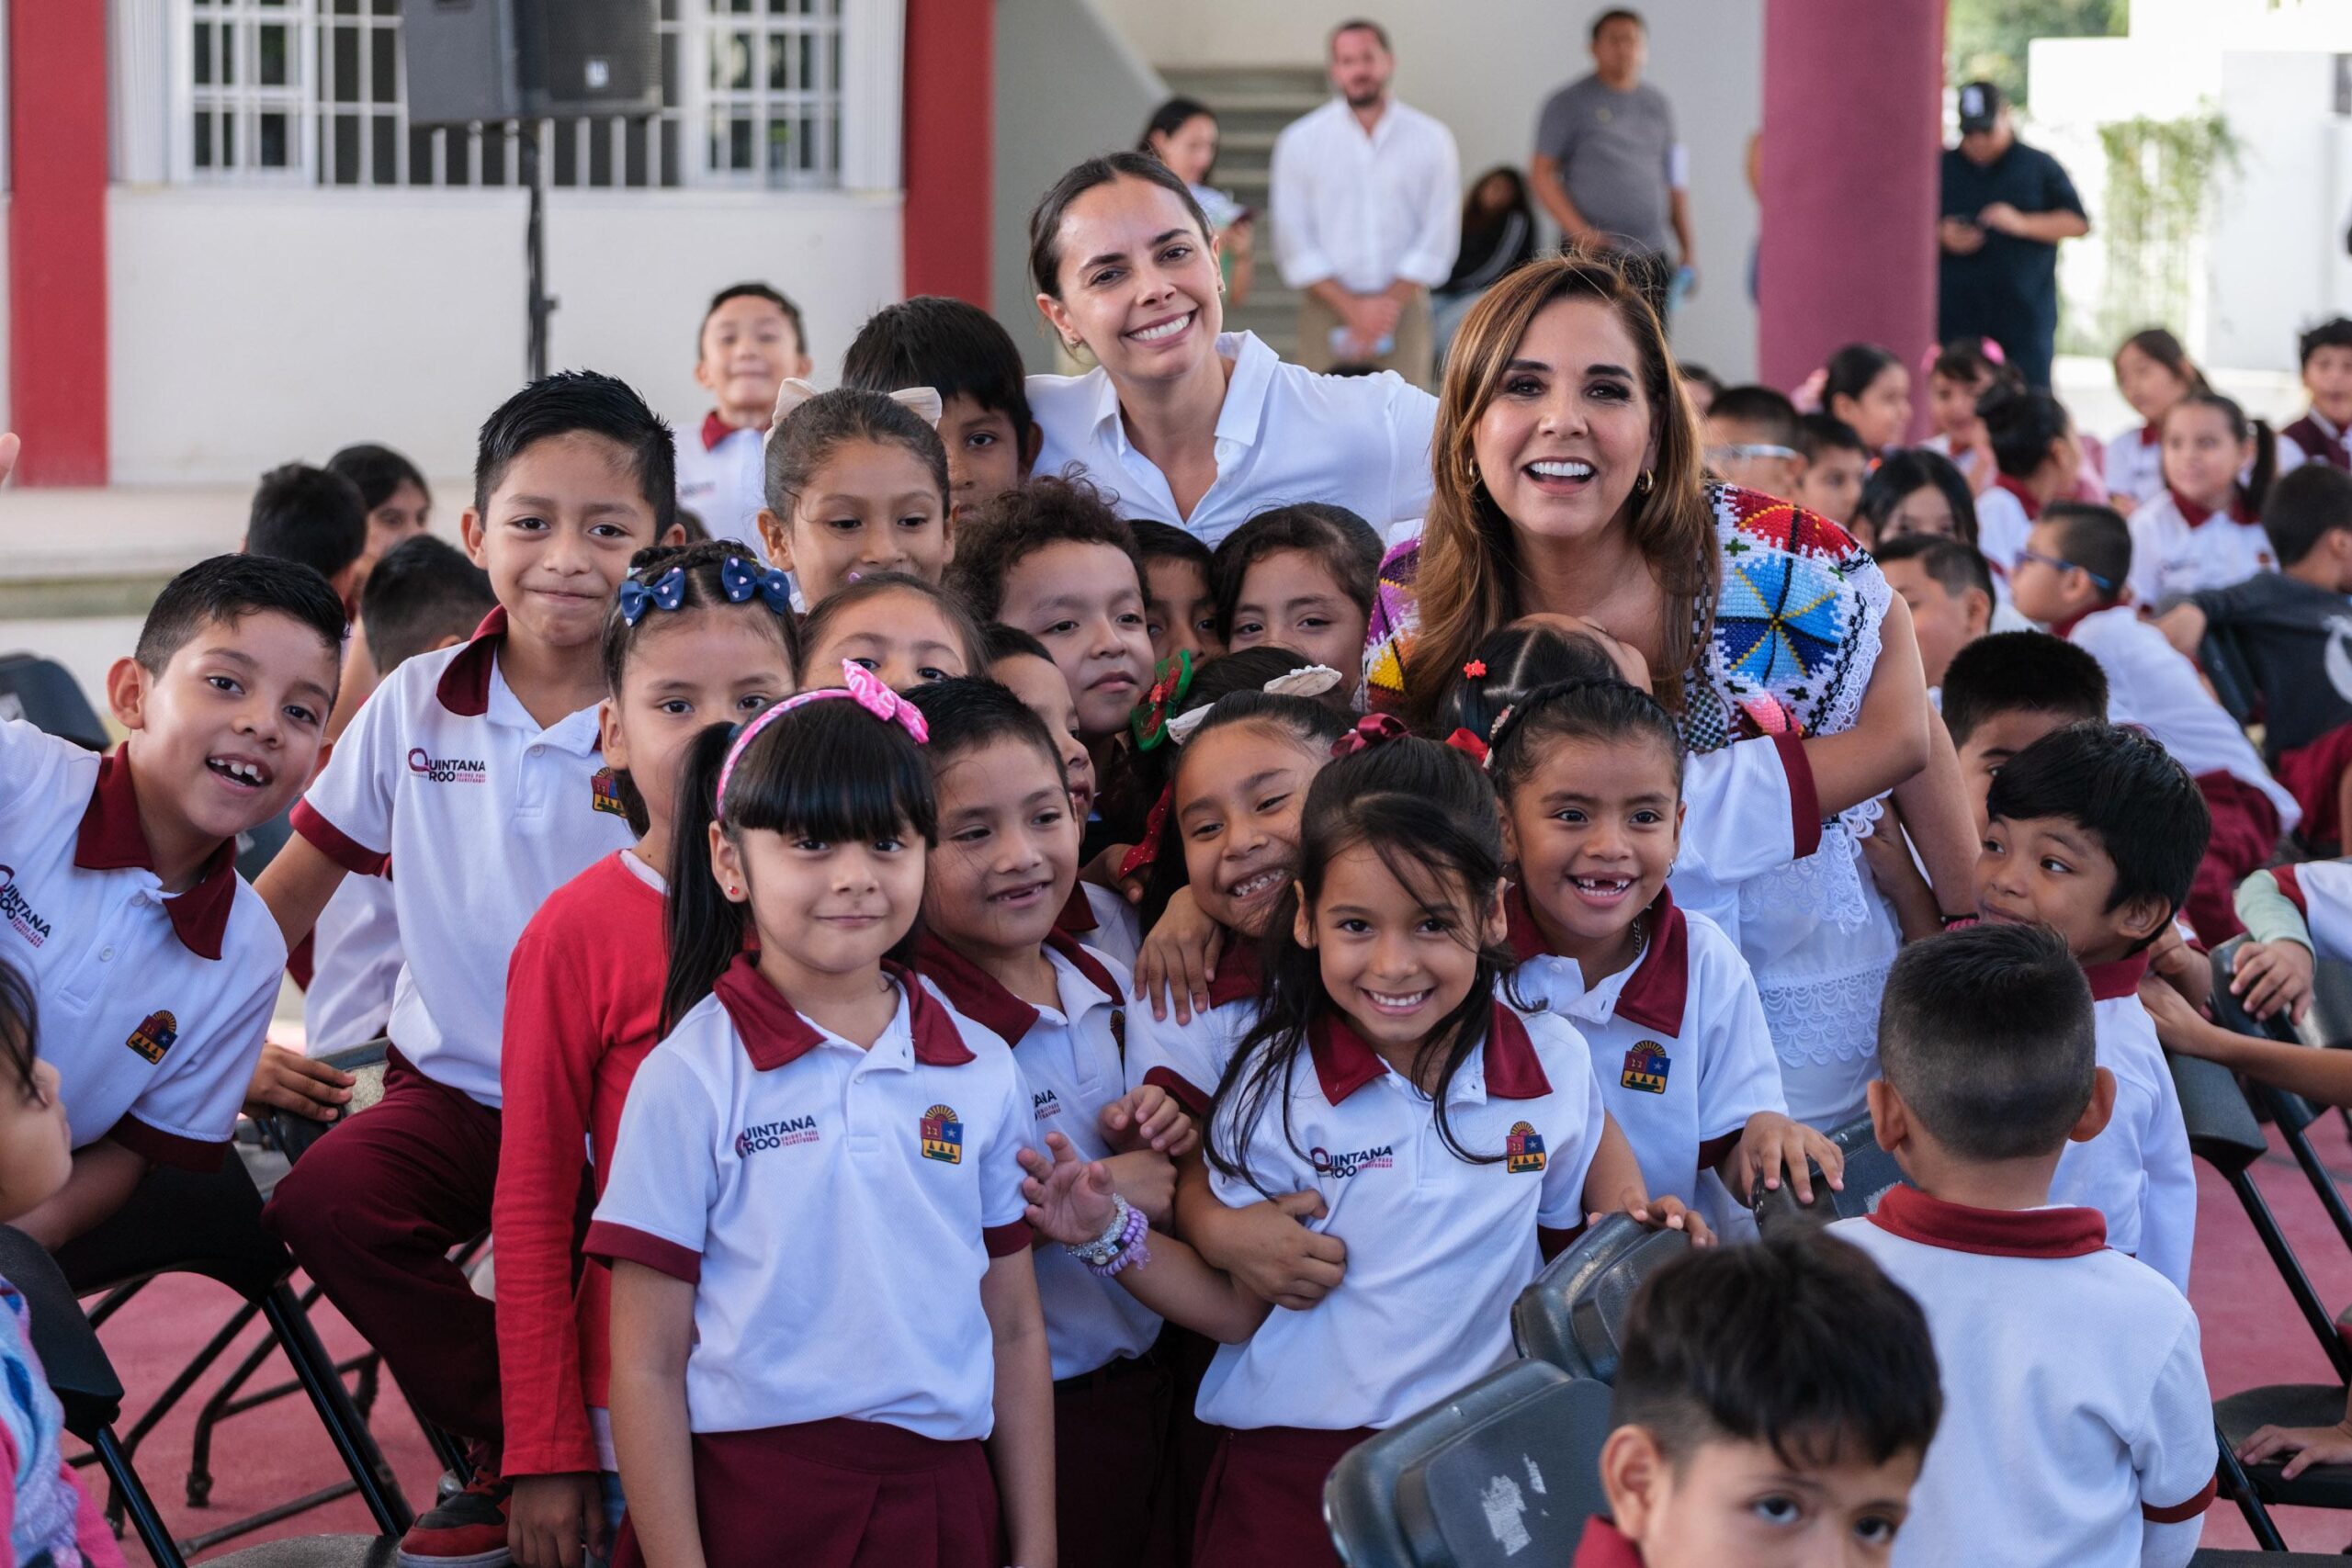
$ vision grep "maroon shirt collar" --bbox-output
[712,952,974,1069]
[1570,1519,1644,1568]
[74,749,239,961]
[1306,1000,1552,1105]
[909,926,1120,1048]
[1994,472,2043,521]
[2083,950,2150,1002]
[1204,937,1264,1010]
[1868,1183,2108,1258]
[1053,881,1098,936]
[2166,488,2255,530]
[700,411,757,451]
[2047,604,2102,641]
[435,607,509,717]
[2136,422,2160,448]
[1503,884,1689,1036]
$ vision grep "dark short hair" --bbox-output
[473,369,676,533]
[1439,621,1620,746]
[1986,720,2211,933]
[1878,922,2097,1161]
[360,535,495,673]
[2112,328,2204,394]
[1130,518,1215,573]
[245,463,368,584]
[1871,533,1995,605]
[946,477,1143,624]
[1612,1232,1941,1472]
[1679,362,1725,398]
[842,296,1033,437]
[906,674,1064,776]
[1858,448,1979,549]
[1822,343,1903,414]
[1796,412,1868,462]
[1210,503,1380,641]
[135,554,346,678]
[1939,631,2107,749]
[325,443,431,513]
[2040,502,2132,605]
[1330,17,1392,51]
[982,622,1055,666]
[1590,6,1645,40]
[1931,337,2012,390]
[1707,385,1801,450]
[2300,316,2352,370]
[2264,462,2352,569]
[699,281,808,360]
[1978,384,2072,479]
[1029,152,1215,299]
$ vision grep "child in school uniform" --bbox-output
[1580,1234,1941,1567]
[674,283,813,551]
[243,461,371,617]
[1975,723,2203,1293]
[1835,923,2218,1567]
[1023,728,1696,1568]
[257,371,677,1563]
[1486,679,1841,1230]
[492,542,798,1567]
[1133,521,1225,670]
[757,384,955,609]
[842,296,1043,528]
[795,570,989,693]
[2278,317,2352,475]
[1209,504,1382,704]
[1922,337,2009,479]
[905,677,1193,1568]
[591,668,1053,1568]
[2105,329,2204,513]
[1970,385,2082,576]
[2126,389,2278,604]
[4,556,343,1248]
[1789,413,1870,530]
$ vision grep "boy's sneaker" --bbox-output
[395,1467,513,1567]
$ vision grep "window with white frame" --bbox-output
[168,0,843,189]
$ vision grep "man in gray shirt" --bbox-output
[1531,8,1693,276]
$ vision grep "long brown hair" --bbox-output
[1401,253,1715,728]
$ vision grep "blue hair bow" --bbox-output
[617,567,687,626]
[721,555,795,615]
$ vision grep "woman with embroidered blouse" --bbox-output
[1363,254,1977,1128]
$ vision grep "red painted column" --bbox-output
[7,1,110,484]
[901,0,992,305]
[1756,0,1942,423]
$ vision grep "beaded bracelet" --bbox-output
[1068,1194,1134,1269]
[1092,1202,1152,1280]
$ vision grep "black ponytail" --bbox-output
[663,723,743,1032]
[1438,622,1622,747]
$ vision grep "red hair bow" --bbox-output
[1333,713,1410,758]
[1442,728,1490,765]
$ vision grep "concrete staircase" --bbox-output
[1155,63,1328,347]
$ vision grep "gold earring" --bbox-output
[1637,468,1656,494]
[1466,457,1481,484]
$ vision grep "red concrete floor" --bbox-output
[55,1114,2352,1560]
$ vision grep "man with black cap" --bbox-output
[1939,81,2088,392]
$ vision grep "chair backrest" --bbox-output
[1752,1111,1909,1237]
[266,1038,392,1163]
[2197,622,2259,727]
[2297,955,2352,1054]
[50,1146,296,1301]
[2211,937,2301,1045]
[1511,1215,1689,1382]
[0,1225,124,1441]
[2167,1049,2268,1177]
[1324,1360,1611,1568]
[0,652,108,751]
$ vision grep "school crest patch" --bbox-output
[126,1010,179,1066]
[590,767,628,817]
[1621,1043,1670,1095]
[1505,1120,1546,1174]
[921,1103,965,1165]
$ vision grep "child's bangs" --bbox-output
[722,701,938,847]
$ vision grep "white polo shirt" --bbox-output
[1126,942,1266,1118]
[672,414,770,558]
[2044,956,2196,1293]
[2125,489,2274,606]
[302,874,401,1054]
[1055,881,1140,976]
[586,956,1031,1439]
[2280,410,2350,477]
[1195,1005,1603,1433]
[1268,96,1462,296]
[2105,423,2165,510]
[1973,476,2037,576]
[913,931,1162,1381]
[0,721,284,1168]
[2062,604,2300,833]
[1028,331,1437,548]
[2273,860,2352,959]
[290,609,634,1106]
[1505,888,1782,1210]
[1668,729,1816,953]
[1834,1187,2217,1568]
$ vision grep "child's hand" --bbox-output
[1099,1150,1177,1229]
[2233,939,2315,1025]
[1080,841,1135,892]
[2143,922,2211,1010]
[2138,974,2208,1054]
[1099,1085,1199,1157]
[1589,1189,1714,1247]
[508,1472,608,1568]
[1198,1190,1347,1311]
[244,1043,356,1123]
[2238,1419,2352,1480]
[1723,1112,1845,1207]
[1135,886,1224,1024]
[1019,1133,1120,1246]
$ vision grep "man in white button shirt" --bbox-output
[1269,19,1461,389]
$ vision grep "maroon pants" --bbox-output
[263,1047,503,1445]
[1193,1426,1373,1568]
[2278,721,2352,853]
[613,1418,999,1568]
[2186,772,2283,945]
[1056,1359,1174,1568]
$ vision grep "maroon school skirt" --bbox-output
[611,1417,1000,1568]
[1192,1425,1374,1568]
[1056,1356,1176,1568]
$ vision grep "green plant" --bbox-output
[1948,0,2126,103]
[2066,110,2238,355]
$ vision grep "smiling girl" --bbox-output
[2125,390,2278,604]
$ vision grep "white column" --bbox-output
[837,0,903,194]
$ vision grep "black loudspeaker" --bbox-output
[399,0,661,126]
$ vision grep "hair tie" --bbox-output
[720,555,795,616]
[1332,713,1409,758]
[1130,650,1198,752]
[618,567,687,626]
[1163,663,1343,747]
[1442,728,1490,766]
[716,660,927,818]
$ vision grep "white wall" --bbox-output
[1086,0,1763,379]
[107,186,902,485]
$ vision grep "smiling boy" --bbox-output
[673,283,814,552]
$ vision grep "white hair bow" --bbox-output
[1162,665,1343,745]
[764,378,945,451]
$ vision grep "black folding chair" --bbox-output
[1749,1110,1910,1238]
[2197,621,2260,729]
[1510,1215,1690,1383]
[1324,1360,1611,1568]
[0,1225,401,1568]
[0,649,109,750]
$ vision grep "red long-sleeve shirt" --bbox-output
[492,852,665,1478]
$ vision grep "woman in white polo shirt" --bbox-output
[1026,152,1439,548]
